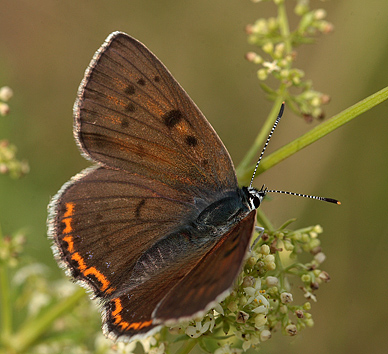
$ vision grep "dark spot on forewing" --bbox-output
[95,213,103,221]
[124,84,136,95]
[135,199,146,218]
[121,118,129,128]
[125,103,136,112]
[154,76,160,83]
[137,78,146,86]
[162,110,182,128]
[186,135,197,147]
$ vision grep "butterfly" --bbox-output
[48,31,339,342]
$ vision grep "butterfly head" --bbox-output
[242,185,267,211]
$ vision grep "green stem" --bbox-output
[256,209,274,231]
[238,85,388,185]
[175,338,198,354]
[5,288,85,353]
[0,266,11,339]
[0,224,12,341]
[236,96,284,180]
[277,0,292,53]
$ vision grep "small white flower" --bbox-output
[254,313,267,329]
[139,336,157,353]
[260,329,272,341]
[214,302,224,315]
[114,341,137,354]
[227,301,238,313]
[214,344,243,354]
[206,313,216,332]
[280,292,293,304]
[260,244,270,255]
[263,60,280,73]
[244,278,269,311]
[238,332,260,352]
[95,333,112,352]
[0,102,10,116]
[285,324,297,336]
[185,320,211,338]
[242,276,255,287]
[265,276,278,287]
[0,164,8,174]
[0,86,13,101]
[149,343,165,354]
[236,311,249,323]
[252,304,268,314]
[303,290,317,302]
[314,252,326,264]
[318,270,331,282]
[242,341,251,352]
[314,9,327,20]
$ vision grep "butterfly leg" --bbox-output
[251,226,264,249]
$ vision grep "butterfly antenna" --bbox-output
[265,189,341,204]
[249,102,285,188]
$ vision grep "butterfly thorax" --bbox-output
[195,190,249,227]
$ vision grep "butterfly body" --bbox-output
[48,32,266,342]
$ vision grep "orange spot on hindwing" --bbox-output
[59,202,115,295]
[110,298,153,332]
[61,202,75,234]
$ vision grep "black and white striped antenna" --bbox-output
[250,102,340,205]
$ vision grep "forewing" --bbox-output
[74,31,237,196]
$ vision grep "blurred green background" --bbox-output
[1,1,387,353]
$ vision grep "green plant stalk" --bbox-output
[238,85,388,185]
[236,95,284,180]
[256,208,274,232]
[0,224,12,341]
[277,0,292,53]
[0,265,11,340]
[5,288,85,353]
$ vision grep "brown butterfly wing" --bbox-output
[101,239,216,341]
[74,32,237,195]
[153,210,257,322]
[49,167,204,298]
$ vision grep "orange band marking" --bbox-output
[61,202,115,294]
[63,235,75,253]
[71,252,87,271]
[106,288,116,294]
[64,202,75,217]
[62,203,75,234]
[128,320,153,330]
[84,267,110,292]
[62,218,73,234]
[111,298,152,331]
[112,298,123,316]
